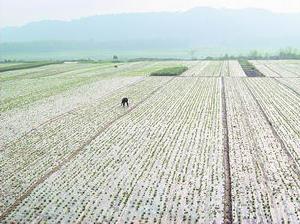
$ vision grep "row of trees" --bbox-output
[213,47,300,60]
[2,48,300,63]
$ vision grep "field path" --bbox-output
[221,77,233,223]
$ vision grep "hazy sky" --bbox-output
[1,0,300,28]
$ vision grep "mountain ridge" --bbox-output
[1,7,299,59]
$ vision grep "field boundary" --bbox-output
[221,77,233,224]
[0,77,176,221]
[243,80,300,177]
[176,75,224,78]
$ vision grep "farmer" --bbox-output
[121,97,129,107]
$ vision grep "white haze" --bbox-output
[0,0,300,28]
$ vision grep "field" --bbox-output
[0,62,61,73]
[250,60,300,77]
[0,60,299,223]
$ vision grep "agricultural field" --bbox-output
[0,61,61,72]
[0,63,25,68]
[250,60,300,77]
[0,60,299,223]
[182,60,246,77]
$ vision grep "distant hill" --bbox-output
[1,7,300,60]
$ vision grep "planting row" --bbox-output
[269,60,300,77]
[245,78,300,167]
[182,61,246,77]
[275,78,300,94]
[225,78,300,223]
[4,78,225,223]
[0,76,172,216]
[181,61,210,76]
[226,61,247,77]
[250,60,300,77]
[0,63,96,81]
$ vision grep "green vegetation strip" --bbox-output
[0,61,62,73]
[150,66,188,76]
[238,60,264,77]
[0,77,92,112]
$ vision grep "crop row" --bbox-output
[275,78,300,94]
[0,63,96,81]
[225,78,300,223]
[1,63,111,112]
[245,78,300,167]
[226,61,246,77]
[182,61,246,77]
[199,61,222,76]
[269,61,300,77]
[250,60,300,77]
[210,61,246,77]
[0,76,172,216]
[181,61,210,76]
[4,77,224,223]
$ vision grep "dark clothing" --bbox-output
[121,98,129,107]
